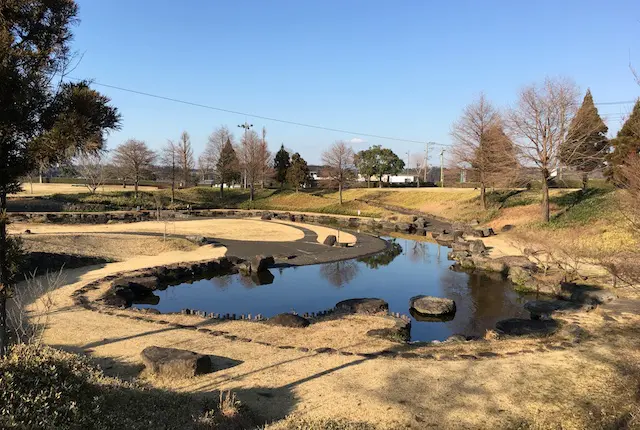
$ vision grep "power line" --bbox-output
[595,100,637,106]
[69,77,452,146]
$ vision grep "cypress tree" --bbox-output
[606,99,640,184]
[559,90,608,190]
[273,145,291,189]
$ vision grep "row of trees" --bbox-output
[451,77,639,222]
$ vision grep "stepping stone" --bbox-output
[495,318,559,336]
[140,346,211,378]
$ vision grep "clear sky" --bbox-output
[71,0,640,165]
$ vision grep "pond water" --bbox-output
[137,238,537,342]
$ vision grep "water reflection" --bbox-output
[139,238,534,342]
[319,260,359,288]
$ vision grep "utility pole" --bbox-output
[238,122,253,189]
[440,148,445,187]
[424,141,436,184]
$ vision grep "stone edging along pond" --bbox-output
[68,252,599,363]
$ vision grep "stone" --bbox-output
[469,240,486,254]
[501,224,515,232]
[482,227,496,237]
[414,217,427,229]
[250,255,275,273]
[185,235,208,245]
[323,235,337,246]
[508,266,534,286]
[524,300,575,319]
[336,298,389,314]
[260,212,273,220]
[451,241,470,251]
[471,256,508,274]
[497,256,538,271]
[23,229,32,234]
[495,318,559,336]
[560,283,617,304]
[101,294,127,307]
[414,228,426,236]
[266,313,310,328]
[395,222,414,233]
[140,346,211,378]
[445,334,467,342]
[367,320,411,342]
[409,295,456,316]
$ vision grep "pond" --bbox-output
[137,238,537,342]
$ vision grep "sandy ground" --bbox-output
[9,218,306,243]
[10,218,359,247]
[11,183,158,197]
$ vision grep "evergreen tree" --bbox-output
[606,99,640,184]
[1,0,121,355]
[216,138,240,198]
[354,145,404,188]
[286,153,311,192]
[354,149,377,188]
[273,144,291,188]
[559,90,609,190]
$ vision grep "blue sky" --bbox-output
[72,0,640,165]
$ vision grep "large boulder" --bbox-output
[266,313,310,328]
[507,266,533,286]
[524,300,579,320]
[451,241,470,251]
[471,256,508,274]
[414,217,427,229]
[185,235,208,245]
[260,212,273,220]
[395,222,414,233]
[323,235,337,246]
[560,283,617,304]
[140,346,212,378]
[469,240,487,254]
[495,318,559,336]
[367,319,411,342]
[336,298,389,315]
[409,295,456,316]
[250,255,275,273]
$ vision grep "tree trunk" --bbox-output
[367,179,370,188]
[250,183,254,202]
[170,181,175,203]
[480,183,487,211]
[541,170,550,223]
[378,176,383,188]
[0,191,9,356]
[134,176,139,199]
[339,183,343,205]
[220,182,224,198]
[581,173,588,192]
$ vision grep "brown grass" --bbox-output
[11,182,158,197]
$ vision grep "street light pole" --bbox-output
[440,148,445,187]
[237,122,253,190]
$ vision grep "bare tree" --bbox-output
[176,131,195,187]
[160,140,178,203]
[259,127,272,188]
[203,126,235,187]
[322,141,355,205]
[75,150,106,194]
[239,130,270,201]
[112,139,156,199]
[508,77,579,222]
[451,93,519,210]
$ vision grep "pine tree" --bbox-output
[273,145,291,188]
[558,90,609,190]
[216,138,240,198]
[606,99,640,184]
[286,153,311,192]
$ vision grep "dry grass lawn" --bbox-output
[11,182,158,197]
[21,233,197,261]
[19,236,640,429]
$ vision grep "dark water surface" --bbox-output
[138,238,535,342]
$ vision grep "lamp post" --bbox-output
[237,122,253,189]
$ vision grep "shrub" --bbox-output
[0,344,254,430]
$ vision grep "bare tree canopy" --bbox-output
[176,131,194,187]
[160,140,178,203]
[203,126,235,186]
[558,89,609,190]
[75,151,107,194]
[238,129,270,201]
[451,93,519,209]
[112,140,156,198]
[322,141,355,204]
[508,77,579,222]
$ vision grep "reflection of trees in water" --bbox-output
[408,241,431,264]
[319,260,359,288]
[439,268,520,337]
[357,240,403,269]
[209,275,233,290]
